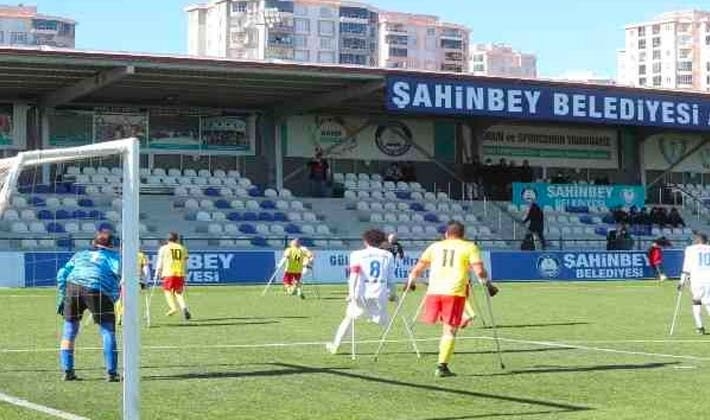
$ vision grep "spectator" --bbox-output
[383,163,403,182]
[307,149,330,197]
[668,208,686,228]
[648,237,671,282]
[401,162,416,182]
[461,156,482,200]
[523,201,545,250]
[616,225,634,250]
[520,232,536,251]
[551,171,566,184]
[520,160,534,183]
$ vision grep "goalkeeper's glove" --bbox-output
[56,293,64,316]
[485,282,500,297]
[678,272,690,291]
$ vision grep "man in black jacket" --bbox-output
[523,202,545,250]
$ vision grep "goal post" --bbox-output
[0,138,141,420]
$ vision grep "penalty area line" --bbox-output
[0,391,90,420]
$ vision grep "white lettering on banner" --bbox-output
[389,80,710,129]
[147,253,236,284]
[563,253,648,270]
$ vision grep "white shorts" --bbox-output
[346,297,389,327]
[691,282,710,304]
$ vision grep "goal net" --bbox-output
[0,138,140,419]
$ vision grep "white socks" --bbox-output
[693,304,703,329]
[332,317,353,349]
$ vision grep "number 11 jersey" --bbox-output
[420,239,482,297]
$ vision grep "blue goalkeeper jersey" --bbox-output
[57,248,121,302]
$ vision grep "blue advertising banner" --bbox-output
[386,76,710,131]
[488,250,683,281]
[24,251,275,287]
[512,182,646,209]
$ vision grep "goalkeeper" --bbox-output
[56,230,121,382]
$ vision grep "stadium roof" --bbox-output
[0,46,707,118]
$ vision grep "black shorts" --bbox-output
[63,282,115,325]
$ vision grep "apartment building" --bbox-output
[470,43,536,78]
[617,10,710,91]
[0,4,75,48]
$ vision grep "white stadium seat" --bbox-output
[464,214,478,223]
[270,225,285,235]
[384,202,397,212]
[81,222,97,233]
[256,224,269,235]
[411,225,425,237]
[2,209,19,221]
[276,200,289,210]
[345,173,357,182]
[437,203,450,212]
[246,200,260,211]
[198,169,211,178]
[397,225,411,236]
[213,169,227,178]
[383,225,396,234]
[66,166,81,176]
[224,224,239,235]
[291,201,304,211]
[370,213,384,223]
[38,239,55,248]
[97,167,110,175]
[194,177,208,186]
[303,212,317,222]
[425,226,438,236]
[301,225,315,235]
[208,223,223,236]
[231,200,245,210]
[333,173,345,183]
[64,222,79,234]
[227,170,241,178]
[397,214,411,223]
[397,203,409,211]
[384,213,397,223]
[82,167,96,176]
[220,188,234,198]
[168,168,182,177]
[175,186,189,197]
[370,191,384,201]
[288,212,302,222]
[20,239,38,249]
[200,199,215,210]
[183,169,197,177]
[208,177,223,186]
[196,211,211,222]
[20,209,36,221]
[152,168,166,177]
[356,202,369,212]
[234,188,249,198]
[29,222,45,233]
[264,188,278,198]
[11,197,27,208]
[424,203,436,212]
[219,239,235,248]
[451,204,464,213]
[370,202,384,212]
[279,189,293,199]
[223,177,237,187]
[212,212,227,222]
[344,190,357,201]
[357,191,370,200]
[45,197,61,208]
[437,192,449,201]
[316,225,331,235]
[371,174,383,182]
[424,192,436,201]
[412,213,424,223]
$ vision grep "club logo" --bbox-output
[375,121,413,157]
[314,116,347,144]
[520,187,538,204]
[620,188,636,205]
[658,136,687,165]
[699,147,710,169]
[537,255,561,279]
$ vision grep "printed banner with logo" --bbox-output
[480,124,619,169]
[284,116,434,161]
[24,251,275,287]
[642,132,710,172]
[386,75,710,131]
[488,250,683,281]
[513,182,646,209]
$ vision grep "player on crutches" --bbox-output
[676,232,710,335]
[326,229,396,357]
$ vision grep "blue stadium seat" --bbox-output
[34,185,51,194]
[274,212,288,222]
[566,206,589,214]
[437,225,447,234]
[239,224,257,235]
[47,222,65,233]
[78,198,94,208]
[215,199,231,209]
[30,197,46,207]
[69,184,86,195]
[204,187,221,197]
[248,187,262,197]
[602,215,615,224]
[227,212,242,222]
[37,210,54,220]
[54,183,70,194]
[395,191,411,200]
[424,213,439,223]
[18,185,32,194]
[242,212,258,222]
[410,203,425,212]
[88,210,104,220]
[579,215,594,224]
[259,212,274,222]
[594,226,609,236]
[260,200,276,210]
[184,213,197,221]
[72,210,89,220]
[56,238,73,249]
[55,210,71,220]
[98,222,114,231]
[251,237,268,247]
[285,224,301,235]
[300,238,314,247]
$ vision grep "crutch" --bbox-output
[145,275,159,328]
[373,283,414,362]
[350,318,356,360]
[468,281,489,328]
[480,280,506,370]
[400,314,421,359]
[261,260,285,296]
[669,286,684,336]
[302,265,321,299]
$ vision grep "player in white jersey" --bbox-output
[678,232,710,335]
[326,229,395,354]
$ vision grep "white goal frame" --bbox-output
[0,138,141,420]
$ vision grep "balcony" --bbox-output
[384,24,407,35]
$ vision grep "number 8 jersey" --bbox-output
[420,239,482,297]
[349,246,395,300]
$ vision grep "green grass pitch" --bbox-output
[0,281,708,420]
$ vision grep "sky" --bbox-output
[32,0,710,79]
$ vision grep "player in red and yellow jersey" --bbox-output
[408,221,497,377]
[279,238,314,299]
[115,250,150,325]
[155,232,191,320]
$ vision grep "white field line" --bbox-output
[1,336,709,362]
[0,391,90,420]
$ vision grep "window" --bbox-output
[319,6,335,18]
[652,62,661,73]
[652,49,661,60]
[707,62,710,72]
[0,31,4,44]
[319,37,334,49]
[294,35,307,48]
[294,18,310,33]
[639,51,647,61]
[445,51,463,61]
[339,53,366,65]
[389,47,408,57]
[652,24,660,35]
[341,37,366,50]
[294,4,308,16]
[706,35,710,45]
[385,34,408,45]
[679,48,692,59]
[340,22,366,34]
[440,39,462,49]
[425,36,436,50]
[638,64,646,75]
[317,51,335,63]
[472,54,484,63]
[472,64,485,72]
[678,61,692,71]
[427,27,436,36]
[652,37,661,48]
[9,31,27,44]
[33,19,59,31]
[318,20,335,36]
[678,74,693,85]
[231,1,247,13]
[294,50,310,62]
[653,75,662,86]
[638,39,646,49]
[678,23,691,32]
[638,26,646,36]
[638,77,647,85]
[663,23,674,32]
[268,33,292,46]
[339,6,368,19]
